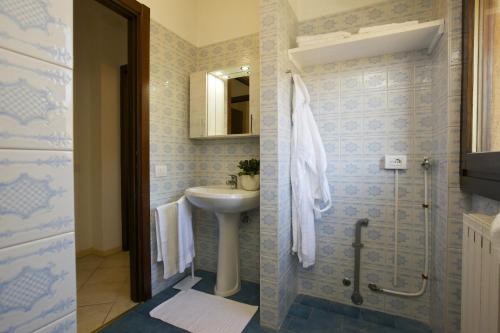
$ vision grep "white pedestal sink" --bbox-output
[185,186,259,297]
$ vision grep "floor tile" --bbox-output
[105,300,138,323]
[100,252,130,268]
[86,267,130,284]
[77,281,125,306]
[77,255,104,270]
[77,303,113,333]
[77,268,96,289]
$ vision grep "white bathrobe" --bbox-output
[291,74,331,268]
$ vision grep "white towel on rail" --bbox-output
[291,74,331,268]
[155,202,179,279]
[155,196,195,279]
[177,196,195,272]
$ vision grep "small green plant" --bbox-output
[238,159,260,176]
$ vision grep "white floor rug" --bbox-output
[149,289,258,333]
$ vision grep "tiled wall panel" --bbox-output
[294,0,437,325]
[149,22,261,293]
[0,0,75,331]
[0,48,73,150]
[0,232,76,332]
[149,21,198,295]
[0,0,73,67]
[0,150,74,249]
[259,0,298,328]
[33,312,76,333]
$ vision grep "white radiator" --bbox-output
[461,213,500,333]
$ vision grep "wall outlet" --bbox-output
[384,155,407,170]
[155,164,167,177]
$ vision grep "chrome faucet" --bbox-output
[226,175,238,189]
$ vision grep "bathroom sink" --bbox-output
[185,185,260,297]
[185,186,259,213]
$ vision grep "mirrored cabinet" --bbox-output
[189,65,259,139]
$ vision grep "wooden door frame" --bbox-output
[95,0,151,301]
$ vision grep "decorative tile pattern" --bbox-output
[0,232,76,333]
[259,0,298,328]
[0,1,75,331]
[290,0,439,325]
[0,150,74,249]
[0,0,73,68]
[33,312,76,333]
[0,48,72,150]
[149,20,198,295]
[149,21,261,294]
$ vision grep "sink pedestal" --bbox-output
[214,212,241,297]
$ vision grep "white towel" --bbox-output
[358,21,419,34]
[491,213,500,245]
[155,202,179,279]
[177,196,195,272]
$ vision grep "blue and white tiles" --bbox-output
[0,48,72,150]
[0,150,74,249]
[0,0,75,331]
[33,312,76,333]
[0,0,73,67]
[149,22,261,294]
[0,232,76,333]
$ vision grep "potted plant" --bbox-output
[238,159,260,191]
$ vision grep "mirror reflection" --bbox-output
[190,65,257,138]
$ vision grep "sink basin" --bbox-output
[185,186,259,213]
[185,185,259,297]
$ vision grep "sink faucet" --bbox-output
[226,175,238,189]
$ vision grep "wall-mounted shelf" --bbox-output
[288,19,444,71]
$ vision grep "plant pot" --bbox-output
[239,175,260,191]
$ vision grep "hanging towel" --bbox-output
[177,196,195,272]
[155,196,195,279]
[291,74,332,268]
[155,202,179,279]
[491,213,500,245]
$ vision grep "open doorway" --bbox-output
[73,0,150,331]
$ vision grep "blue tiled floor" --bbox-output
[99,271,431,333]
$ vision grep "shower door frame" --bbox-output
[95,0,151,301]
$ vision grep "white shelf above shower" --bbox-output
[288,19,444,71]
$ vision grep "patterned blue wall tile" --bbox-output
[0,0,73,68]
[33,311,76,333]
[0,150,74,249]
[295,0,438,325]
[0,48,72,150]
[0,232,76,332]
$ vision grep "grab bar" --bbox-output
[351,218,369,305]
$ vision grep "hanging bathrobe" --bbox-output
[291,73,331,268]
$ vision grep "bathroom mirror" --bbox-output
[461,0,500,200]
[189,65,259,138]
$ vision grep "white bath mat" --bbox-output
[150,289,258,333]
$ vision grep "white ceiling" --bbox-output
[138,0,389,46]
[289,0,389,21]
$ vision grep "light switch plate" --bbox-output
[384,155,407,169]
[155,164,167,177]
